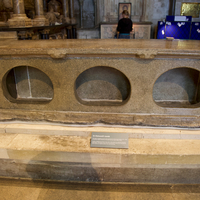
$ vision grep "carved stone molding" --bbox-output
[136,50,158,59]
[63,0,71,23]
[47,49,67,59]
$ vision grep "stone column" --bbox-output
[132,0,141,22]
[69,0,76,23]
[66,26,72,38]
[43,0,48,13]
[140,0,146,22]
[35,0,44,16]
[102,0,106,22]
[63,0,70,23]
[169,0,176,15]
[95,0,100,26]
[40,29,50,39]
[79,0,83,28]
[13,0,25,14]
[8,0,32,27]
[33,0,49,26]
[93,0,97,27]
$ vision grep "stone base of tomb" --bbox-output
[0,122,200,184]
[0,39,200,183]
[32,16,49,27]
[8,14,32,28]
[0,22,7,27]
[0,31,17,39]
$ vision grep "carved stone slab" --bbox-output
[100,24,118,39]
[134,25,151,39]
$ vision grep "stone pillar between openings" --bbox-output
[8,0,32,27]
[43,0,48,13]
[102,0,106,22]
[69,0,76,23]
[169,0,176,16]
[33,0,49,26]
[140,0,146,22]
[94,0,97,27]
[79,0,83,28]
[63,0,70,23]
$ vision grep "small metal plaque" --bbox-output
[91,132,129,149]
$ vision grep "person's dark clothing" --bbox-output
[117,18,132,34]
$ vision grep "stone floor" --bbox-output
[0,177,200,200]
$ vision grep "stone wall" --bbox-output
[74,0,171,36]
[74,0,95,28]
[97,0,200,38]
[145,0,169,37]
[99,0,170,37]
[100,0,144,22]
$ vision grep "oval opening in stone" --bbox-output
[75,66,131,106]
[5,66,53,102]
[153,67,200,108]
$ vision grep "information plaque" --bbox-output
[91,132,129,149]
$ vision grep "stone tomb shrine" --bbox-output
[0,39,200,183]
[1,39,200,127]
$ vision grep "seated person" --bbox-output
[117,10,132,39]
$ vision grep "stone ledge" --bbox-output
[1,122,200,139]
[0,123,200,183]
[1,132,200,154]
[1,157,200,183]
[0,40,200,59]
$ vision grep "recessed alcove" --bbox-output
[75,66,131,106]
[153,67,200,108]
[5,66,53,102]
